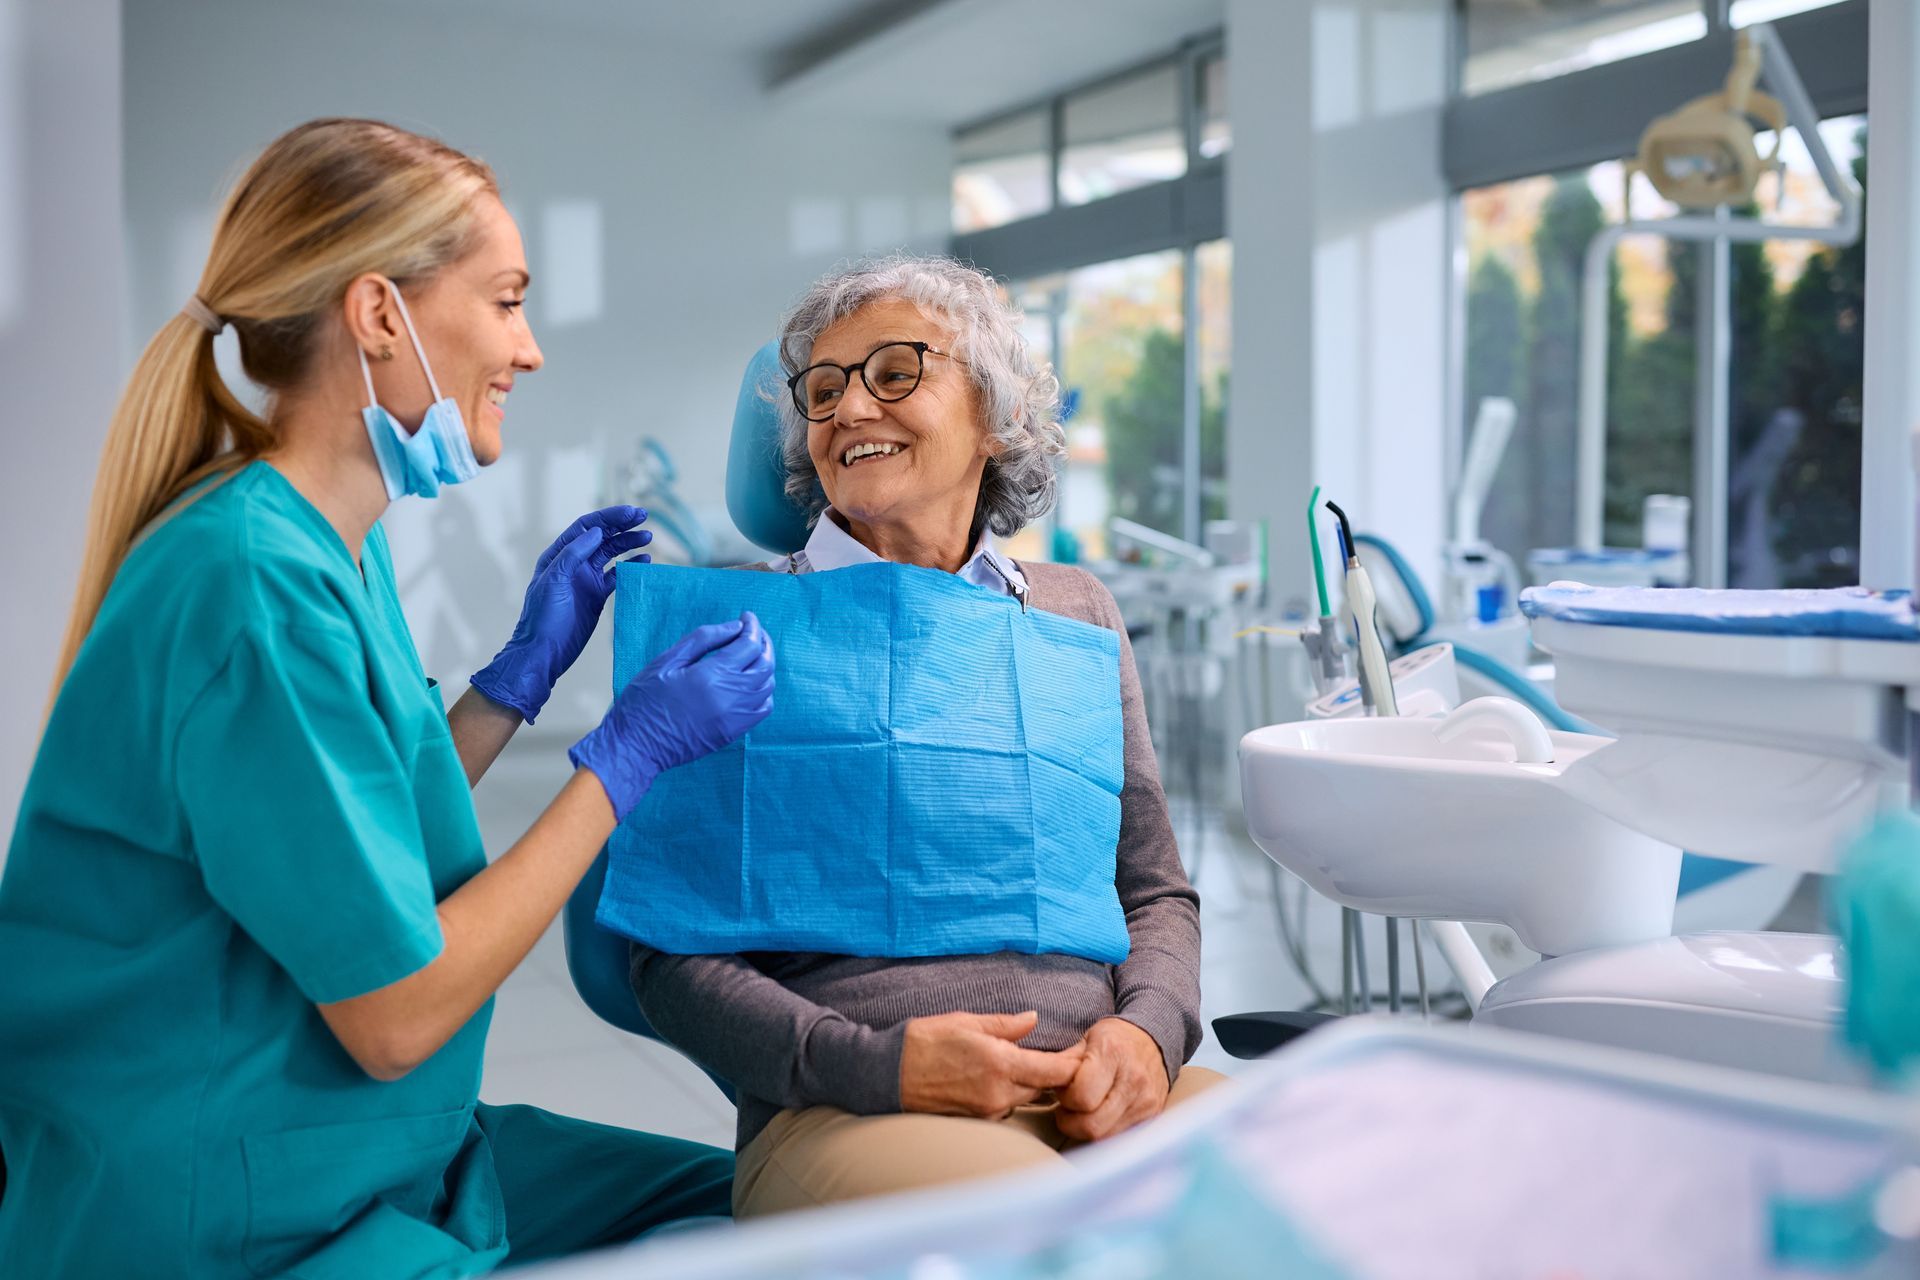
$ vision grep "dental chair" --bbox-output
[561,342,801,1098]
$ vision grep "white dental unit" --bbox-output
[1242,20,1908,1088]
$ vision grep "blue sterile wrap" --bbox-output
[597,561,1131,964]
[1519,583,1920,642]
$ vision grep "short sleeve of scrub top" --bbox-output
[176,619,445,1005]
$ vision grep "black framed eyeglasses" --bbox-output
[787,340,959,422]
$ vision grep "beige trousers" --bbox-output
[733,1066,1231,1218]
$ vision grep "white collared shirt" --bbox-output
[768,507,1029,600]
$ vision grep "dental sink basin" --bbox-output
[1239,700,1682,956]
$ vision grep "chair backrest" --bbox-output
[562,845,736,1101]
[726,339,812,556]
[562,845,655,1038]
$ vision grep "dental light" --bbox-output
[1635,31,1786,211]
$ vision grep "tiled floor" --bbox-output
[470,731,1397,1151]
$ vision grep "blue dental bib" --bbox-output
[597,562,1130,964]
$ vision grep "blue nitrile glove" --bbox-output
[469,506,653,723]
[570,610,775,821]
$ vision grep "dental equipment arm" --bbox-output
[1108,516,1216,568]
[1455,399,1517,549]
[1301,624,1350,696]
[1428,920,1497,1011]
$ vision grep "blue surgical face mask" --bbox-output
[359,282,482,501]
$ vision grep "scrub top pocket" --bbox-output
[241,1107,498,1279]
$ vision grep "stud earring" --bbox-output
[379,345,393,361]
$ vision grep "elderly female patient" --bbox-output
[630,254,1221,1217]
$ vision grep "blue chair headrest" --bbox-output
[726,340,814,556]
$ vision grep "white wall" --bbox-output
[0,0,125,853]
[120,0,952,734]
[1226,0,1451,612]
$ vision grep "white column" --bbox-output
[0,0,126,854]
[1861,0,1920,591]
[1225,0,1318,608]
[1225,0,1450,611]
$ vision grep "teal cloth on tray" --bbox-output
[596,561,1130,964]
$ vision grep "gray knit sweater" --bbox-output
[628,560,1203,1150]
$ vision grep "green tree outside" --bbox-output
[1465,133,1865,587]
[1763,126,1867,585]
[1100,328,1227,537]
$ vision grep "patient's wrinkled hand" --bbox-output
[898,1010,1084,1119]
[1054,1016,1169,1143]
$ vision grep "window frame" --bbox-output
[948,34,1227,548]
[1447,1,1866,191]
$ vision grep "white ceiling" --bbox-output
[379,0,1225,127]
[381,0,902,52]
[769,0,1226,125]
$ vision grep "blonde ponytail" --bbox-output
[48,119,496,701]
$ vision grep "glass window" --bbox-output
[1461,159,1692,571]
[1460,116,1868,588]
[1460,0,1707,97]
[1007,245,1227,561]
[1196,239,1231,522]
[1727,115,1866,587]
[1060,65,1186,207]
[1200,54,1229,159]
[1048,250,1186,558]
[1730,0,1848,26]
[953,108,1050,234]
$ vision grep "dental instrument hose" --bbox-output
[1325,499,1399,717]
[1301,487,1349,693]
[1309,485,1332,617]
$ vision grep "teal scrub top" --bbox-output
[0,462,505,1279]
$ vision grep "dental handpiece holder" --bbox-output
[1306,641,1459,720]
[1298,618,1351,697]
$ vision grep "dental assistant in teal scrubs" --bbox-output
[0,119,774,1279]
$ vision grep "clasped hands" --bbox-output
[898,1010,1169,1143]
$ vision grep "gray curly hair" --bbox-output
[774,254,1065,538]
